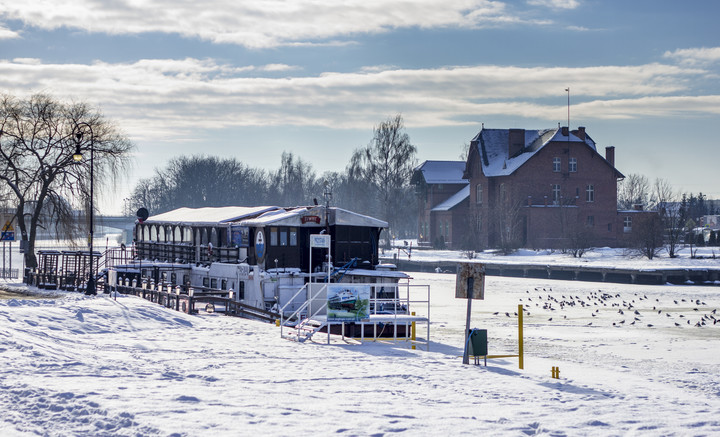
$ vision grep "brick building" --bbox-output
[415,126,652,250]
[411,161,469,248]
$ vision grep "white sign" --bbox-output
[310,234,331,248]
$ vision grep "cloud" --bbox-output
[663,47,720,66]
[0,58,712,143]
[527,0,579,9]
[0,25,20,40]
[0,0,548,48]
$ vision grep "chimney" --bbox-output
[575,126,586,140]
[508,129,525,157]
[561,126,569,137]
[605,146,615,167]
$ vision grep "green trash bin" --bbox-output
[467,328,488,358]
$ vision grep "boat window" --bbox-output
[270,227,278,246]
[211,278,217,289]
[238,281,245,300]
[203,277,209,287]
[210,228,219,247]
[290,228,297,246]
[280,229,288,246]
[170,273,177,283]
[221,279,227,290]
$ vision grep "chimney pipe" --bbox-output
[605,146,615,167]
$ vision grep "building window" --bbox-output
[587,216,595,226]
[553,157,561,172]
[624,216,632,233]
[238,281,245,300]
[552,184,561,204]
[608,223,612,232]
[569,157,577,173]
[476,184,483,205]
[221,279,227,290]
[203,277,209,287]
[586,184,595,202]
[289,228,297,246]
[210,278,217,289]
[280,229,288,246]
[445,221,450,238]
[270,227,278,246]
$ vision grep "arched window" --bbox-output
[158,226,165,242]
[210,228,219,247]
[476,184,483,205]
[150,225,157,241]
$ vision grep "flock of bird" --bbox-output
[495,287,720,328]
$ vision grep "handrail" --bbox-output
[280,282,328,339]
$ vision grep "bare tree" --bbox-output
[0,94,134,268]
[124,155,272,215]
[652,178,685,258]
[618,173,652,210]
[631,213,665,259]
[347,114,418,244]
[270,152,317,206]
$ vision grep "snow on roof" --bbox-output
[413,160,467,184]
[432,184,470,211]
[144,206,280,225]
[145,205,388,228]
[473,128,599,177]
[240,207,388,228]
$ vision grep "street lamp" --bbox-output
[73,122,96,295]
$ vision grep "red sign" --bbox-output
[301,216,321,224]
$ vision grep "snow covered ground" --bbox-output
[2,266,720,436]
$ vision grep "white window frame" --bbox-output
[586,184,595,202]
[553,157,561,172]
[569,157,577,173]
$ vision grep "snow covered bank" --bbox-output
[2,274,720,435]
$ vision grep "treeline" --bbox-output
[123,114,419,240]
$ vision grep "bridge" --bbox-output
[94,215,136,243]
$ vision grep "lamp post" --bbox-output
[73,123,96,295]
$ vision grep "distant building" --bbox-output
[414,126,655,250]
[411,161,468,248]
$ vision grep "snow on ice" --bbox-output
[1,249,720,435]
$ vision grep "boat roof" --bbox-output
[144,206,280,226]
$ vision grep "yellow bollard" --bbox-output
[411,312,416,350]
[551,366,560,379]
[275,319,280,327]
[518,304,524,370]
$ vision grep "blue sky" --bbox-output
[1,0,719,213]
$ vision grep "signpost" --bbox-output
[1,220,13,279]
[456,263,485,365]
[309,234,331,287]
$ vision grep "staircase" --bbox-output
[279,282,329,343]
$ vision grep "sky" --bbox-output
[1,0,719,214]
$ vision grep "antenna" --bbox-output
[565,87,570,131]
